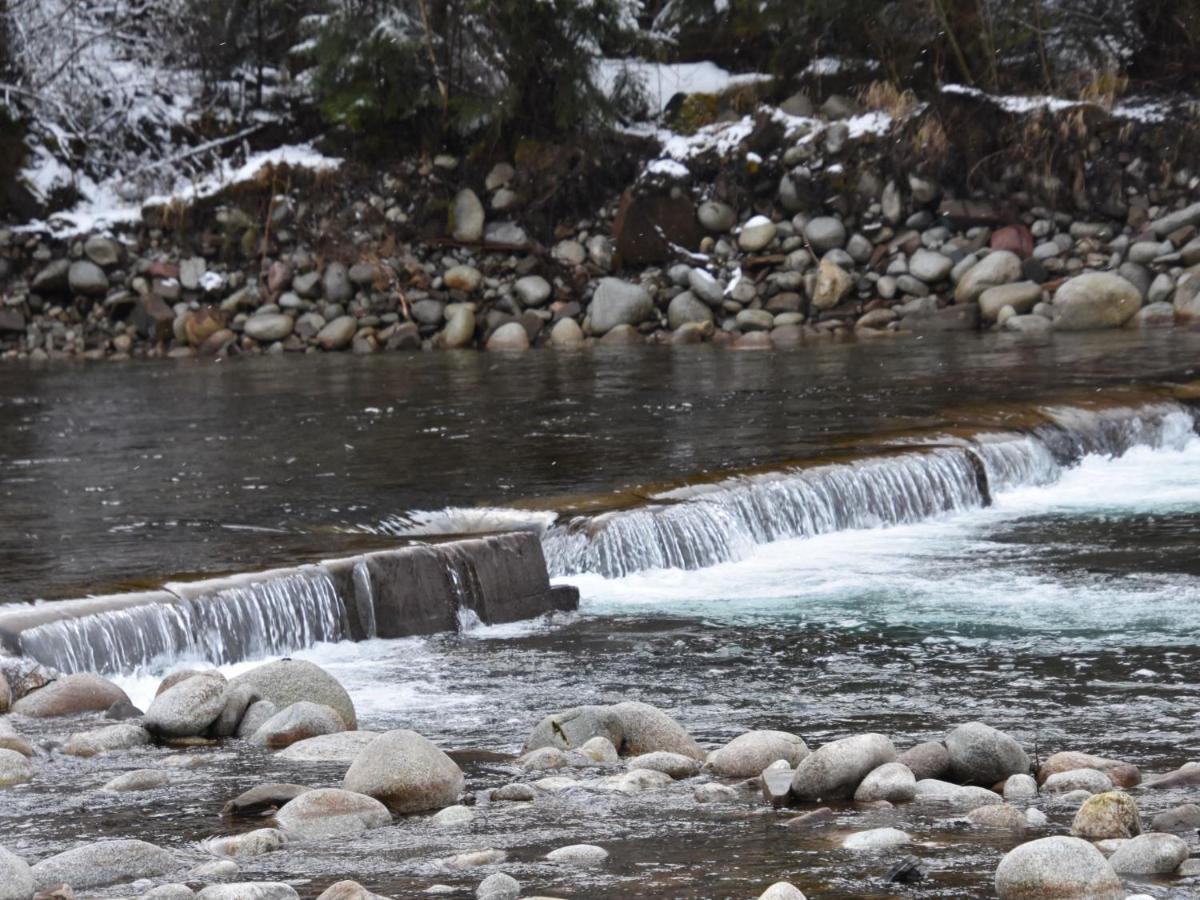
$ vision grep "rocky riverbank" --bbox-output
[2,89,1200,361]
[0,655,1197,899]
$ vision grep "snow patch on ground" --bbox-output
[595,59,773,116]
[941,83,1171,123]
[16,145,342,238]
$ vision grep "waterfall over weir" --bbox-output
[16,569,347,676]
[543,401,1197,579]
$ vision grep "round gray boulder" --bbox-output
[144,672,227,738]
[275,731,378,763]
[706,730,809,777]
[626,751,701,779]
[954,251,1022,304]
[342,729,463,813]
[231,660,356,730]
[197,885,299,900]
[853,762,916,803]
[1106,832,1188,874]
[789,733,896,801]
[945,722,1029,786]
[1053,272,1143,330]
[523,705,622,754]
[611,701,704,760]
[1071,790,1143,839]
[250,702,345,750]
[994,836,1123,899]
[804,217,846,254]
[64,723,151,757]
[12,674,129,718]
[243,313,294,343]
[31,840,178,891]
[897,741,950,780]
[274,788,391,838]
[588,279,653,335]
[0,748,32,785]
[0,844,33,900]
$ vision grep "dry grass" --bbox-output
[911,115,950,166]
[858,80,920,119]
[1076,71,1128,112]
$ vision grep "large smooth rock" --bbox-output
[945,722,1029,786]
[610,701,704,760]
[626,751,700,779]
[438,306,476,349]
[0,747,32,785]
[909,249,953,283]
[0,719,31,757]
[141,885,196,900]
[545,844,608,865]
[243,313,294,342]
[275,731,378,763]
[12,674,129,718]
[757,884,806,900]
[789,733,897,801]
[486,322,530,352]
[197,885,298,900]
[968,803,1027,831]
[231,660,356,730]
[954,251,1022,304]
[475,872,520,900]
[236,700,277,738]
[853,762,916,802]
[0,845,33,900]
[914,778,1002,808]
[994,836,1123,900]
[144,672,227,738]
[316,881,390,900]
[274,788,391,838]
[1071,791,1143,839]
[101,768,174,792]
[1105,832,1188,874]
[588,279,653,335]
[897,741,950,780]
[842,827,910,851]
[250,702,344,750]
[1044,768,1112,794]
[979,281,1041,320]
[1053,273,1142,330]
[804,217,846,254]
[810,259,852,310]
[63,724,150,758]
[204,828,286,858]
[222,784,311,817]
[706,730,809,777]
[1038,751,1140,788]
[211,684,258,738]
[1151,802,1200,833]
[316,316,357,351]
[451,189,485,242]
[68,260,109,296]
[31,840,177,891]
[342,729,463,813]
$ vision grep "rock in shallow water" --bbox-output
[842,827,910,851]
[222,783,311,817]
[343,729,463,814]
[475,872,520,900]
[101,768,174,793]
[706,730,809,777]
[1105,832,1188,874]
[31,840,177,891]
[757,883,806,900]
[626,751,700,779]
[1071,791,1142,839]
[896,741,949,780]
[316,881,391,900]
[64,723,151,757]
[144,672,226,738]
[546,844,608,865]
[0,747,32,785]
[0,844,33,900]
[12,674,129,718]
[232,660,356,730]
[250,701,345,749]
[854,762,916,803]
[204,828,287,858]
[789,733,896,801]
[945,721,1029,786]
[1044,768,1112,794]
[196,884,299,900]
[275,731,378,763]
[993,836,1122,900]
[275,788,391,838]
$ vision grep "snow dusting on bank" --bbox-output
[595,59,773,116]
[940,83,1172,124]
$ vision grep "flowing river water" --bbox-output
[2,330,1200,898]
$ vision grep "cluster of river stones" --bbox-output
[1,656,1198,898]
[3,144,1200,360]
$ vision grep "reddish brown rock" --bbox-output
[1038,751,1140,788]
[991,224,1035,258]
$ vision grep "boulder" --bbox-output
[954,251,1022,304]
[476,872,520,900]
[908,249,953,283]
[0,719,32,757]
[1044,768,1112,794]
[63,723,150,757]
[196,885,298,900]
[514,276,552,307]
[204,828,286,858]
[142,885,197,900]
[738,216,777,252]
[1071,791,1142,839]
[1105,832,1188,874]
[545,844,608,865]
[945,722,1029,785]
[810,259,853,310]
[0,747,32,785]
[222,784,312,817]
[853,762,916,803]
[758,883,806,900]
[275,731,378,763]
[979,282,1041,320]
[31,840,177,891]
[1003,774,1038,800]
[189,857,238,880]
[516,747,569,771]
[1142,762,1200,789]
[842,828,911,851]
[914,779,1002,808]
[342,729,463,813]
[250,702,345,750]
[231,660,356,730]
[316,316,358,351]
[1053,273,1142,330]
[598,768,673,794]
[431,805,474,826]
[549,317,584,347]
[0,845,33,900]
[804,217,846,254]
[626,751,700,779]
[236,700,278,738]
[1150,802,1200,833]
[211,684,258,738]
[667,292,714,330]
[1037,751,1139,788]
[967,803,1027,831]
[68,260,109,296]
[451,189,485,242]
[706,730,809,777]
[486,322,530,352]
[0,675,9,714]
[994,836,1122,900]
[316,882,391,900]
[789,733,896,801]
[611,701,704,760]
[897,741,949,780]
[144,672,227,738]
[101,769,174,792]
[274,788,391,838]
[243,313,294,343]
[12,674,129,717]
[588,279,654,335]
[490,782,535,802]
[578,736,618,764]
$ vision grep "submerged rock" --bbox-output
[101,769,174,793]
[275,788,391,838]
[546,844,608,865]
[222,784,311,817]
[204,828,287,858]
[196,885,299,900]
[31,840,177,891]
[342,729,463,813]
[1038,751,1139,788]
[1106,832,1188,874]
[524,701,702,760]
[842,827,910,851]
[994,836,1122,900]
[967,804,1027,831]
[63,723,151,757]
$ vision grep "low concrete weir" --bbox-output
[0,532,578,675]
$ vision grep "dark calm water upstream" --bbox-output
[2,331,1200,898]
